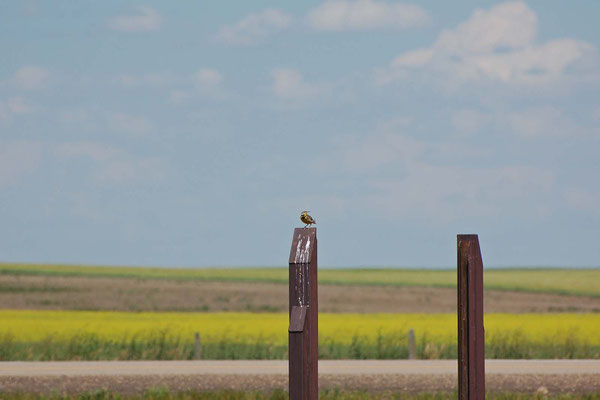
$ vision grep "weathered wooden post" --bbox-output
[289,227,318,400]
[408,329,417,360]
[194,332,202,360]
[457,234,485,400]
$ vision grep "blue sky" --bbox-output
[1,1,599,268]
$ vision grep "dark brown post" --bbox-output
[457,234,485,400]
[408,329,416,360]
[289,227,318,400]
[194,332,201,360]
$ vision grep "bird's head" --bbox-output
[301,210,310,216]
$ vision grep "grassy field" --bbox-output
[5,274,599,313]
[1,310,599,360]
[1,263,599,297]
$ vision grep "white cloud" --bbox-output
[108,6,161,32]
[377,115,412,130]
[366,163,554,220]
[13,66,49,90]
[117,73,173,87]
[113,69,224,101]
[320,128,553,220]
[94,157,166,184]
[436,1,536,56]
[390,48,434,69]
[108,113,154,136]
[54,142,123,162]
[451,109,491,136]
[0,103,7,122]
[0,141,43,187]
[54,141,167,184]
[320,127,490,176]
[592,106,600,121]
[327,132,425,173]
[307,0,429,31]
[59,109,89,124]
[564,188,600,216]
[271,68,323,100]
[504,106,599,138]
[506,107,562,138]
[192,69,223,93]
[377,1,599,87]
[218,9,291,45]
[0,97,34,121]
[168,90,191,104]
[114,69,223,100]
[62,192,108,223]
[7,97,34,115]
[450,106,598,139]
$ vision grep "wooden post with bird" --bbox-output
[457,234,485,400]
[288,219,318,400]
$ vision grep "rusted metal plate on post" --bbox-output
[458,234,485,400]
[289,306,307,333]
[289,228,318,400]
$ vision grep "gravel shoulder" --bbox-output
[1,361,599,395]
[1,374,599,396]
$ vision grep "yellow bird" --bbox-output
[300,211,316,228]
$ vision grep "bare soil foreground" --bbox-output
[1,374,599,396]
[2,275,599,313]
[1,361,599,395]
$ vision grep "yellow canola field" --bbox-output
[1,311,599,347]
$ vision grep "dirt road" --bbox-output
[1,360,599,395]
[2,360,599,376]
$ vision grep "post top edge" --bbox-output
[289,228,317,264]
[293,227,317,238]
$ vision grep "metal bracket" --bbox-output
[289,306,307,333]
